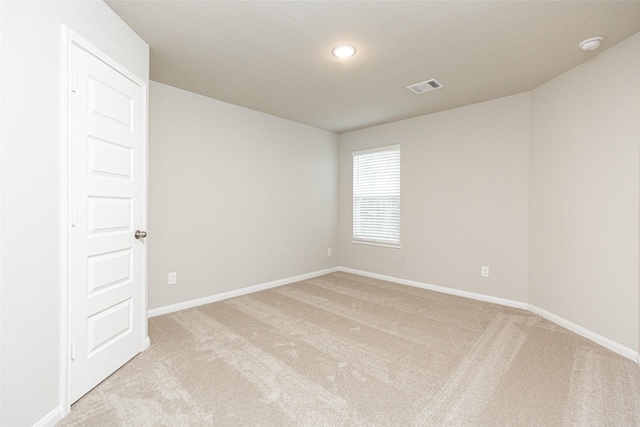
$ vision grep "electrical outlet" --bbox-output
[328,248,332,256]
[168,272,177,285]
[481,266,490,278]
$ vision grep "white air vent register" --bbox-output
[407,79,443,95]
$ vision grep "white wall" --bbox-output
[529,33,640,352]
[338,93,531,303]
[148,82,338,310]
[0,1,148,425]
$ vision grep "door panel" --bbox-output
[88,137,133,180]
[68,42,145,403]
[87,299,133,356]
[89,76,134,129]
[87,197,132,233]
[87,249,132,294]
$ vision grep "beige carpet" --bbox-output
[59,272,640,426]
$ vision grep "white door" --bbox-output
[68,42,146,403]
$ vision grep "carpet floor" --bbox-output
[58,272,640,426]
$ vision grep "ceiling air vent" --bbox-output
[407,79,443,95]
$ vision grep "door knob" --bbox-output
[134,230,147,239]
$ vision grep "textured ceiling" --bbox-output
[106,1,640,134]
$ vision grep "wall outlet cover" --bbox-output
[481,266,490,278]
[168,272,177,285]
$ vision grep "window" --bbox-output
[352,145,401,248]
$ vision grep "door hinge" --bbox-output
[70,341,76,361]
[71,74,77,93]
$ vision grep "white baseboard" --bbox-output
[148,267,340,317]
[338,267,640,364]
[338,266,529,310]
[33,405,64,427]
[527,304,639,363]
[147,265,639,364]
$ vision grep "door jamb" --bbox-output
[60,25,149,417]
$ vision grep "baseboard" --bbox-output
[527,304,639,363]
[148,267,340,317]
[338,266,529,310]
[33,405,64,427]
[338,267,640,364]
[147,265,639,364]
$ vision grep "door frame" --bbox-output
[60,25,149,416]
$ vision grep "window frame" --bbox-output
[351,144,401,249]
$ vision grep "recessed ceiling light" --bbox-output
[332,44,356,58]
[579,36,603,52]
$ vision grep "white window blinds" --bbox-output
[352,145,401,247]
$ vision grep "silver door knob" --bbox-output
[134,230,147,239]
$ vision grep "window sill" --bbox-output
[351,239,401,249]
